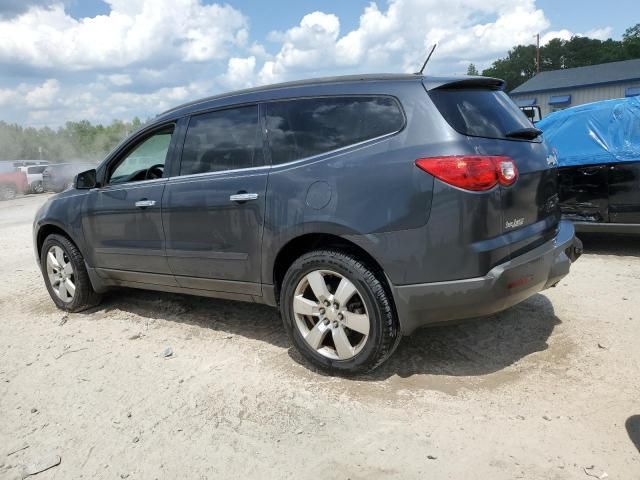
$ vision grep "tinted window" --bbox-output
[180,105,262,175]
[266,96,404,164]
[429,89,533,140]
[28,166,47,174]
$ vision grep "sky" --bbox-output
[0,0,635,127]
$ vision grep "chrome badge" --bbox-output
[505,217,525,229]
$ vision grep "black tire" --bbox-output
[33,181,44,194]
[280,250,401,375]
[40,234,101,312]
[0,183,17,201]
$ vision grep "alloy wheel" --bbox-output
[292,269,370,360]
[46,245,76,302]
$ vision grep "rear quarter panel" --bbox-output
[261,80,438,285]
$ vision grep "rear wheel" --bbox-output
[40,234,101,312]
[33,181,44,194]
[280,250,400,374]
[0,183,17,201]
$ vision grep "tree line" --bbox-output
[470,23,640,91]
[0,118,144,162]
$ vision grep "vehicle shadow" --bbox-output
[359,293,560,380]
[97,289,289,349]
[626,415,640,453]
[96,289,560,380]
[578,233,640,258]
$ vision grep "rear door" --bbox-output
[162,104,268,295]
[429,85,560,256]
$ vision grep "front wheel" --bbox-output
[40,234,101,312]
[280,250,401,374]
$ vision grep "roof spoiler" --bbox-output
[423,76,505,91]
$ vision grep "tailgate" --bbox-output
[428,84,560,257]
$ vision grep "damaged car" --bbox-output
[538,97,640,234]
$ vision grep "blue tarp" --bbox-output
[537,96,640,166]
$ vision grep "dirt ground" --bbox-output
[0,194,638,480]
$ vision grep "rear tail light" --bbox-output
[415,155,518,191]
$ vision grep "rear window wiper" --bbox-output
[505,127,542,140]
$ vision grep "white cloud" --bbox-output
[541,26,612,45]
[107,74,132,86]
[0,87,18,106]
[584,27,613,40]
[25,78,60,108]
[0,0,615,127]
[0,0,248,70]
[218,56,257,89]
[255,0,551,84]
[259,11,340,84]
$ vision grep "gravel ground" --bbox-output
[1,194,639,479]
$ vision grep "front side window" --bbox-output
[266,96,404,164]
[180,105,262,175]
[109,128,173,184]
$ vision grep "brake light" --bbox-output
[415,155,517,191]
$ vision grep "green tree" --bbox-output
[0,118,149,162]
[466,63,479,75]
[482,44,537,90]
[623,23,640,57]
[482,23,640,91]
[541,38,566,70]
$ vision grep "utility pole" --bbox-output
[536,33,540,74]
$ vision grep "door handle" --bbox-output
[135,200,156,208]
[229,193,259,203]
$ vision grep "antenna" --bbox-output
[417,44,437,75]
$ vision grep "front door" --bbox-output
[162,105,268,295]
[82,125,177,280]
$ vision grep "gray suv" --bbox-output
[33,74,582,374]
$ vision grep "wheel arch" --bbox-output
[36,223,78,261]
[271,233,393,306]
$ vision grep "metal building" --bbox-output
[510,58,640,118]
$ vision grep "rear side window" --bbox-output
[429,89,533,140]
[266,96,404,164]
[180,105,262,175]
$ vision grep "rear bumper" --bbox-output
[392,220,582,335]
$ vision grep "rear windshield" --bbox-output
[429,89,534,140]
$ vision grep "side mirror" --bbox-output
[75,169,98,189]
